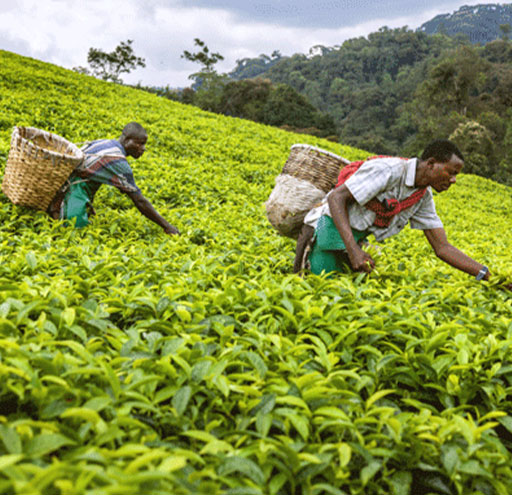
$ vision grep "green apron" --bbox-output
[62,181,92,228]
[308,215,368,275]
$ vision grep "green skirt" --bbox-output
[308,215,368,275]
[61,181,92,228]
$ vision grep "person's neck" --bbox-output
[414,159,430,188]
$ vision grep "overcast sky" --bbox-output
[0,0,508,88]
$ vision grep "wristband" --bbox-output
[476,266,489,281]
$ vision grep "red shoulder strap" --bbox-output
[335,156,426,228]
[336,156,390,187]
[365,189,427,227]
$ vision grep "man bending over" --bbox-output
[295,140,496,284]
[49,122,179,235]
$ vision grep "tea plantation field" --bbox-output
[1,49,512,495]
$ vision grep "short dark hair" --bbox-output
[421,139,464,163]
[122,122,147,139]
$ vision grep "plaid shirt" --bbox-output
[71,139,141,201]
[304,157,443,241]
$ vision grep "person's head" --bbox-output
[420,139,464,192]
[119,122,148,159]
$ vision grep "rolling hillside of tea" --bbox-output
[1,49,512,495]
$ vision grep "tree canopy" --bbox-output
[74,40,145,84]
[231,28,512,185]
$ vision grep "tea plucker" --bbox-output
[294,140,494,284]
[48,122,180,235]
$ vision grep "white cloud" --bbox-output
[0,0,507,88]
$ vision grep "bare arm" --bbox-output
[126,191,180,235]
[424,227,488,279]
[327,185,375,273]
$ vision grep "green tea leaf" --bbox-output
[172,386,192,415]
[441,445,459,475]
[61,307,76,327]
[25,434,74,457]
[218,456,265,485]
[158,455,187,473]
[0,454,23,470]
[25,251,37,270]
[338,443,351,467]
[256,413,272,437]
[360,460,381,486]
[245,351,268,378]
[389,471,412,495]
[0,426,21,454]
[287,413,309,441]
[269,473,287,495]
[366,389,395,409]
[251,394,276,415]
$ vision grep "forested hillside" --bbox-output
[2,50,512,494]
[228,30,512,186]
[260,28,453,151]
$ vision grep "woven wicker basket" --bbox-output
[1,126,84,211]
[266,144,350,239]
[282,144,350,193]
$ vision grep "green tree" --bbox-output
[216,78,337,137]
[181,39,227,112]
[228,51,282,80]
[499,23,511,41]
[420,46,488,116]
[263,84,336,135]
[496,109,512,184]
[482,38,512,63]
[449,120,495,177]
[403,45,489,155]
[74,40,145,83]
[260,27,457,153]
[218,78,272,121]
[181,38,224,80]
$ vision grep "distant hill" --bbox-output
[228,3,512,84]
[223,3,512,167]
[418,3,512,43]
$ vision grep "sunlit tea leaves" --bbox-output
[1,49,512,494]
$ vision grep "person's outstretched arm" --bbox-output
[126,191,180,235]
[424,227,488,278]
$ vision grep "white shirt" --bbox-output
[303,157,443,241]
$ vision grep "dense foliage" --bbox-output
[218,78,337,139]
[228,51,284,80]
[149,76,337,140]
[232,29,512,185]
[1,50,512,495]
[404,41,512,184]
[255,28,456,151]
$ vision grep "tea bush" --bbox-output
[1,50,512,495]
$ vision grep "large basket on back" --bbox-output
[266,144,349,239]
[1,126,84,211]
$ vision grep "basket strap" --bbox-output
[55,177,90,199]
[82,153,126,158]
